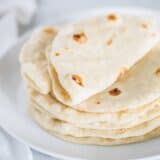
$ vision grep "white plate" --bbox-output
[1,7,160,160]
[0,128,33,160]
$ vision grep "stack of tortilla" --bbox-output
[19,13,160,145]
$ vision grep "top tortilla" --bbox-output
[49,13,160,105]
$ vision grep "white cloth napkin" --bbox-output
[0,0,37,58]
[0,0,37,25]
[0,0,37,160]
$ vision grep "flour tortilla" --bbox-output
[29,101,160,140]
[28,88,160,130]
[48,42,160,112]
[20,25,160,114]
[20,27,57,94]
[22,60,51,94]
[30,103,160,145]
[49,14,160,105]
[77,43,160,112]
[34,127,160,146]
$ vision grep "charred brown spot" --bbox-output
[109,88,121,96]
[107,14,117,21]
[141,23,148,29]
[117,67,128,81]
[73,32,87,43]
[52,118,61,123]
[155,68,160,76]
[118,128,126,134]
[96,101,101,104]
[60,90,69,99]
[106,39,113,46]
[55,52,60,56]
[72,74,84,86]
[43,27,54,34]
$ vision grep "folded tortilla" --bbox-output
[21,26,160,113]
[49,14,160,105]
[20,27,57,94]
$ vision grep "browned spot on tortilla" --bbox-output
[96,101,101,104]
[72,74,84,86]
[52,118,61,123]
[155,68,160,76]
[109,88,121,96]
[60,90,69,99]
[141,23,148,29]
[73,32,87,43]
[106,39,113,46]
[43,27,54,34]
[117,67,128,81]
[118,128,127,134]
[55,52,60,56]
[107,14,117,21]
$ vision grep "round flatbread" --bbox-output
[29,103,160,145]
[29,101,160,139]
[20,27,57,94]
[49,14,160,105]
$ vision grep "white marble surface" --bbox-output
[2,0,160,160]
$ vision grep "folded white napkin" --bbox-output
[0,0,37,24]
[0,0,37,58]
[0,0,37,159]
